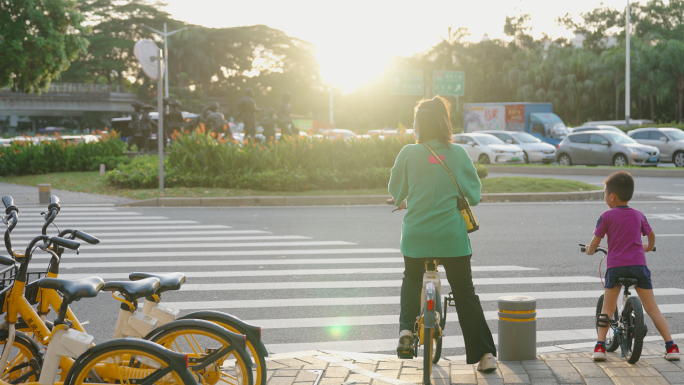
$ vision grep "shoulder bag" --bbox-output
[422,142,480,233]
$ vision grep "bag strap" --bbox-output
[422,142,466,199]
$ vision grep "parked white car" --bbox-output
[452,133,525,164]
[478,131,556,164]
[627,127,684,167]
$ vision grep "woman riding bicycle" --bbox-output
[388,96,497,371]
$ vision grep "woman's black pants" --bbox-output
[399,255,497,364]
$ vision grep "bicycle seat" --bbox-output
[38,276,104,305]
[618,277,639,287]
[102,277,160,303]
[129,272,185,294]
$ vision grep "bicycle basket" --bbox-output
[0,264,17,313]
[25,271,47,305]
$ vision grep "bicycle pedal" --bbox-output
[397,350,414,359]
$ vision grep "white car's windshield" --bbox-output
[511,132,541,143]
[545,122,569,138]
[666,130,684,141]
[603,132,637,144]
[473,135,505,145]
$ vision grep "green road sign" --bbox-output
[391,70,424,95]
[433,70,464,96]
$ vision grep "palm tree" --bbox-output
[659,39,684,122]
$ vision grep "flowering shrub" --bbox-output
[105,130,488,191]
[0,131,128,176]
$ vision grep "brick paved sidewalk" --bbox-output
[261,342,684,385]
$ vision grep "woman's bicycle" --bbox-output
[389,199,457,385]
[580,243,654,364]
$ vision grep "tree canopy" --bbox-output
[0,0,89,93]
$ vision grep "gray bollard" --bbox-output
[498,295,536,361]
[38,184,51,204]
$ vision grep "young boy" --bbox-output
[586,171,679,361]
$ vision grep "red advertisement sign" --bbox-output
[505,105,525,123]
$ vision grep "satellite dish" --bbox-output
[134,39,163,80]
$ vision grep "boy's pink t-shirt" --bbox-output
[593,206,652,268]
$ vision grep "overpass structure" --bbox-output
[0,83,139,127]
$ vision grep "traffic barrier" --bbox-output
[498,295,536,361]
[39,184,51,204]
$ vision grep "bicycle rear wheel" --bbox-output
[595,294,620,352]
[623,297,645,364]
[0,330,42,383]
[63,339,195,384]
[147,320,253,385]
[423,327,433,385]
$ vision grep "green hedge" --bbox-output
[104,131,489,191]
[0,132,128,176]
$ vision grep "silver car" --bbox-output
[627,127,684,167]
[556,131,660,167]
[478,131,556,164]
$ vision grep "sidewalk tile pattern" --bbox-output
[263,346,684,385]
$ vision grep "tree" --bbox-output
[0,0,89,93]
[59,0,173,87]
[660,40,684,122]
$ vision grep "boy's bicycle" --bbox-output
[580,243,654,364]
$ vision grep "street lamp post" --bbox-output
[143,23,188,98]
[625,1,631,132]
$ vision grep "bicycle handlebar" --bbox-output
[51,237,80,250]
[580,243,656,254]
[0,255,15,266]
[2,196,17,214]
[60,229,100,244]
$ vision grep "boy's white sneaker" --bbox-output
[666,344,680,361]
[476,353,497,372]
[592,343,607,361]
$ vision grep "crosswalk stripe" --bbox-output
[15,220,198,226]
[17,207,117,211]
[37,257,406,269]
[76,241,354,250]
[18,216,169,222]
[57,265,537,279]
[24,248,402,260]
[4,230,270,238]
[23,212,140,217]
[265,328,600,354]
[7,235,311,246]
[10,225,232,232]
[160,287,670,310]
[245,303,684,329]
[179,276,603,291]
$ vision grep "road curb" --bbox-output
[489,165,684,178]
[122,190,603,207]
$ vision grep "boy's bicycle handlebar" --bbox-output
[579,243,656,254]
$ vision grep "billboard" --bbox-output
[464,105,505,132]
[505,104,525,131]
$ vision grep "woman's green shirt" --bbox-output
[388,139,481,258]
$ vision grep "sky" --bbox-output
[163,0,631,93]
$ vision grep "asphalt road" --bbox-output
[4,198,683,359]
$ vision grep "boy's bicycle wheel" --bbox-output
[623,297,645,364]
[423,327,433,385]
[595,294,620,352]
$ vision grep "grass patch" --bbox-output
[490,163,679,170]
[481,177,601,194]
[1,172,601,199]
